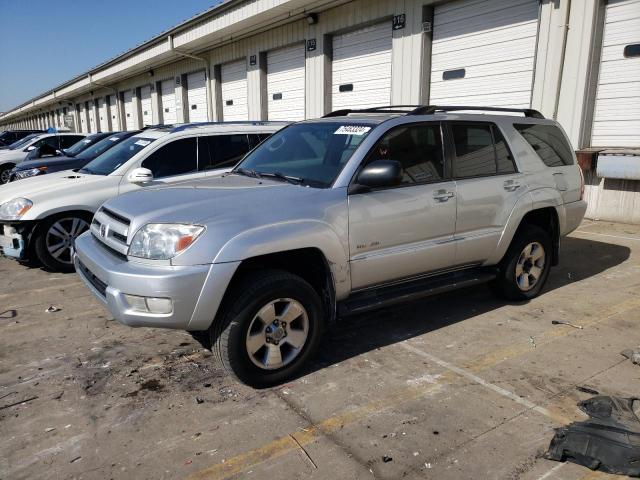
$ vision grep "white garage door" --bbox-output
[332,22,393,111]
[78,103,88,133]
[98,98,108,131]
[87,101,97,132]
[430,0,539,108]
[108,94,119,130]
[187,71,208,122]
[267,44,306,121]
[221,59,249,121]
[123,90,135,131]
[591,0,640,147]
[139,85,153,126]
[160,79,177,125]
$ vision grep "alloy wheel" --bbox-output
[45,217,90,265]
[515,241,545,291]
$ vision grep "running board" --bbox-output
[338,269,496,316]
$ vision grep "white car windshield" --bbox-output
[8,134,41,150]
[80,137,155,176]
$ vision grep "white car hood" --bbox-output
[0,171,121,220]
[0,150,28,164]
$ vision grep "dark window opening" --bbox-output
[142,137,198,178]
[272,93,283,100]
[339,84,354,92]
[191,105,197,110]
[443,68,465,81]
[452,124,496,178]
[226,100,234,106]
[623,44,640,58]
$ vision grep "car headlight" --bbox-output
[128,224,205,260]
[15,167,47,180]
[0,198,33,220]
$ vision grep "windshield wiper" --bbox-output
[261,172,304,185]
[234,167,262,179]
[78,167,94,175]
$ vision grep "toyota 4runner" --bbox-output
[74,106,587,387]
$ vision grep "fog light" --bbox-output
[145,297,173,314]
[123,294,173,314]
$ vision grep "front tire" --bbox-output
[491,225,552,301]
[33,213,91,272]
[211,270,325,388]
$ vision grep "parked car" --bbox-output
[0,129,44,149]
[73,106,587,388]
[10,131,136,181]
[22,132,113,163]
[0,132,86,183]
[0,122,286,271]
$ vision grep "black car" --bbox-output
[9,131,137,181]
[0,129,44,149]
[23,131,113,162]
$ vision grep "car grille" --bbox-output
[91,207,132,257]
[77,260,107,298]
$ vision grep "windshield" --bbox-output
[80,136,155,175]
[64,134,102,156]
[75,134,129,161]
[8,134,41,150]
[234,122,373,188]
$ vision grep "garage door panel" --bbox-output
[160,79,177,125]
[332,22,392,111]
[140,85,153,126]
[108,94,118,129]
[267,44,305,121]
[221,59,248,121]
[430,0,538,108]
[187,71,208,123]
[123,90,135,131]
[435,1,538,39]
[592,0,640,147]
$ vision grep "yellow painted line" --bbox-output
[187,371,456,480]
[465,296,640,373]
[189,295,640,480]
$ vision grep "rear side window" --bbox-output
[451,123,517,178]
[142,138,198,178]
[199,134,251,170]
[60,135,85,149]
[514,124,574,167]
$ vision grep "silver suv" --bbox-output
[74,106,587,387]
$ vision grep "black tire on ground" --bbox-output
[491,224,553,301]
[211,269,325,388]
[0,164,14,184]
[33,212,92,273]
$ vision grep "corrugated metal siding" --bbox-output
[591,0,640,147]
[430,0,539,108]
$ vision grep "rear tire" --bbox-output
[491,225,552,301]
[211,269,325,388]
[33,213,92,273]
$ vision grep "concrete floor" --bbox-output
[1,219,639,480]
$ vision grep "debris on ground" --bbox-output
[382,455,393,463]
[576,386,600,395]
[70,456,82,463]
[529,336,536,348]
[551,320,584,329]
[45,305,62,313]
[45,427,56,433]
[545,395,640,477]
[0,395,38,410]
[621,347,640,365]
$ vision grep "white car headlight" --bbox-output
[0,198,33,220]
[15,167,47,180]
[128,224,205,260]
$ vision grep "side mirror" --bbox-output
[26,145,36,152]
[127,167,153,184]
[356,160,403,190]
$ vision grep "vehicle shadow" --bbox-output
[303,236,631,378]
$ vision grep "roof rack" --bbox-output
[322,105,424,118]
[170,121,282,133]
[409,105,545,119]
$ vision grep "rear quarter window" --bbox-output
[514,124,574,167]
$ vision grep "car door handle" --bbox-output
[433,190,455,202]
[503,180,521,192]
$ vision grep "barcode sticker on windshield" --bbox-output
[134,140,151,147]
[334,126,371,136]
[108,137,119,142]
[82,139,91,143]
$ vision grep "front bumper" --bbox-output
[0,222,36,260]
[74,232,239,330]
